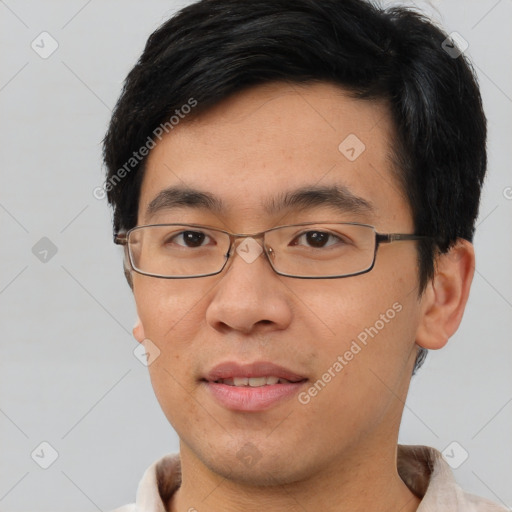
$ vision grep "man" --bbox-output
[103,0,506,510]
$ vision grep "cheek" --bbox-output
[295,295,418,451]
[135,280,207,428]
[299,273,419,398]
[147,360,201,437]
[133,277,208,340]
[291,272,408,343]
[133,278,210,397]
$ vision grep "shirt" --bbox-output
[112,444,509,512]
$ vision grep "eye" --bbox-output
[168,230,212,248]
[291,230,344,248]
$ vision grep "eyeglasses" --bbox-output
[114,222,429,279]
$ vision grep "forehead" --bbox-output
[139,82,411,230]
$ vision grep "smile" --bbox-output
[214,376,299,387]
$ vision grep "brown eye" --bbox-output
[169,230,210,247]
[292,231,341,248]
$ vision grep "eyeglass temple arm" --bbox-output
[376,233,430,244]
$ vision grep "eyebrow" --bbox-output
[145,184,374,220]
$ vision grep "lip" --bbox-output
[202,361,308,412]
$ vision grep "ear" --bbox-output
[416,239,475,350]
[133,316,146,344]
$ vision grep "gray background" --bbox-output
[0,0,511,510]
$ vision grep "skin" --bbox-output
[130,82,475,512]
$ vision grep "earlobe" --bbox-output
[133,316,146,343]
[416,239,475,350]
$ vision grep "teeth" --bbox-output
[248,377,267,387]
[217,376,292,387]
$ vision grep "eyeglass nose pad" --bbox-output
[267,246,276,260]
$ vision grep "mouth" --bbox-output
[210,376,303,387]
[201,361,308,411]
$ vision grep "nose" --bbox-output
[205,237,293,335]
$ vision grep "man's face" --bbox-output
[132,82,424,484]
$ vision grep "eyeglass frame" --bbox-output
[114,221,431,280]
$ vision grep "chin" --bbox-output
[206,456,306,487]
[187,437,317,488]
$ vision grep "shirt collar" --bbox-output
[135,453,180,512]
[132,445,507,511]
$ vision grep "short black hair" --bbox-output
[103,0,487,374]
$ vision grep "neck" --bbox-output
[168,440,422,512]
